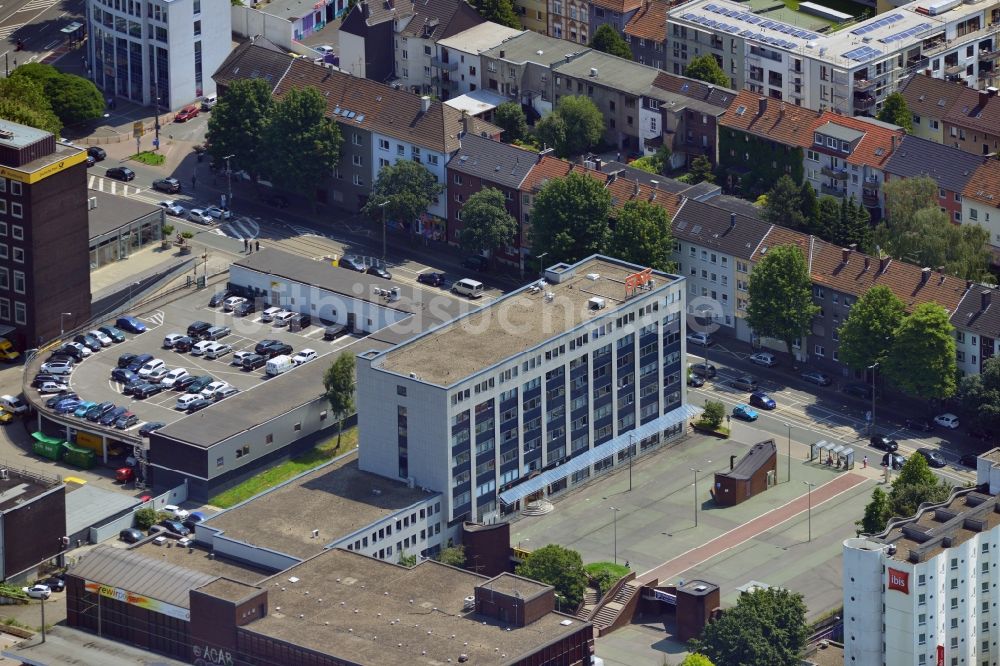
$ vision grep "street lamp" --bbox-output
[627,432,634,492]
[60,312,72,337]
[537,252,548,279]
[609,506,621,564]
[785,422,792,483]
[867,362,878,436]
[378,199,390,262]
[690,467,702,527]
[223,154,235,214]
[802,481,815,542]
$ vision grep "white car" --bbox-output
[160,368,190,388]
[316,44,335,55]
[138,358,165,377]
[190,340,214,356]
[158,200,185,216]
[261,307,283,323]
[934,413,960,429]
[223,296,246,312]
[146,366,170,383]
[201,381,230,399]
[292,349,317,365]
[163,332,188,349]
[162,504,190,520]
[38,382,70,394]
[205,206,232,220]
[188,209,213,225]
[232,350,255,366]
[686,332,714,347]
[88,329,113,347]
[204,342,231,360]
[176,393,201,410]
[40,360,74,375]
[749,352,777,367]
[22,584,50,599]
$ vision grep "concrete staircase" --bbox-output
[575,587,600,620]
[592,581,641,633]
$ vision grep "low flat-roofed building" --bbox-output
[189,547,595,666]
[87,191,165,270]
[200,454,443,568]
[0,467,65,581]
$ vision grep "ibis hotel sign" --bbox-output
[887,568,909,595]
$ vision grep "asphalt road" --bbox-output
[0,0,84,72]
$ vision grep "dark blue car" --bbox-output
[54,399,83,414]
[127,353,154,373]
[100,406,127,426]
[111,368,138,384]
[749,391,776,410]
[116,316,146,334]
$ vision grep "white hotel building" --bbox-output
[356,256,699,529]
[666,0,1000,118]
[844,448,1000,666]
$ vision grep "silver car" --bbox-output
[40,360,74,375]
[188,209,213,225]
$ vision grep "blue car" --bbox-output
[111,368,138,384]
[47,392,77,408]
[116,316,146,334]
[732,404,759,421]
[54,399,83,415]
[749,391,776,410]
[73,401,97,418]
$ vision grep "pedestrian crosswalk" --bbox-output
[284,222,321,237]
[16,0,58,11]
[88,176,144,198]
[0,24,24,39]
[214,217,260,240]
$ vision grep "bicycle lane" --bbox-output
[637,471,869,585]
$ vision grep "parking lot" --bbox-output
[35,287,358,436]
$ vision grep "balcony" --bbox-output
[821,183,847,197]
[431,57,458,71]
[853,78,876,91]
[854,94,876,111]
[821,165,849,180]
[981,47,1000,61]
[862,188,879,207]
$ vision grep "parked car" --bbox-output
[100,406,128,426]
[122,378,147,396]
[187,321,212,338]
[117,352,138,368]
[289,313,311,330]
[22,584,50,600]
[0,395,27,415]
[208,290,230,307]
[86,402,116,422]
[40,360,74,375]
[916,447,947,468]
[187,398,213,413]
[882,452,907,470]
[870,435,899,452]
[172,336,194,352]
[183,512,207,531]
[323,324,346,340]
[188,209,213,225]
[163,504,190,520]
[190,340,213,356]
[204,342,231,360]
[31,374,60,388]
[686,332,713,347]
[65,341,92,357]
[95,326,124,344]
[111,368,138,384]
[730,375,758,391]
[904,417,935,433]
[120,528,144,543]
[232,351,255,366]
[843,383,874,400]
[133,383,164,399]
[800,370,832,386]
[934,413,960,429]
[749,391,776,410]
[54,345,84,361]
[38,381,70,394]
[732,404,759,421]
[687,374,705,388]
[116,316,146,333]
[262,342,292,358]
[200,94,218,110]
[690,362,716,378]
[261,308,282,323]
[417,272,446,287]
[200,381,230,399]
[233,300,256,317]
[205,206,231,220]
[138,358,165,377]
[145,366,170,383]
[152,177,181,194]
[42,576,66,592]
[115,412,138,429]
[749,352,778,367]
[366,265,392,280]
[339,255,366,272]
[47,393,78,409]
[241,354,267,371]
[292,349,317,365]
[73,401,97,418]
[139,421,166,437]
[204,325,230,340]
[462,255,488,272]
[163,332,187,349]
[174,105,199,122]
[176,394,201,410]
[87,146,106,161]
[54,398,83,414]
[88,329,112,347]
[106,166,135,181]
[160,368,190,388]
[157,519,190,536]
[272,311,295,327]
[255,339,280,353]
[187,376,215,393]
[214,386,239,401]
[222,296,246,312]
[127,353,154,373]
[158,200,185,217]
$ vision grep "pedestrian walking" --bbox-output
[191,175,197,189]
[243,239,248,252]
[255,240,260,252]
[863,455,868,469]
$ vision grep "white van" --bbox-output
[273,311,296,327]
[261,307,283,323]
[266,354,295,377]
[451,278,484,299]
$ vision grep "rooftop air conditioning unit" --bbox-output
[588,297,606,310]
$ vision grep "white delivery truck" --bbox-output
[265,354,295,377]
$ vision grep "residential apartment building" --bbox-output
[670,198,770,340]
[435,22,524,98]
[648,71,734,166]
[665,0,1000,117]
[589,0,642,35]
[446,134,536,267]
[86,0,230,108]
[210,39,294,98]
[884,134,983,227]
[624,0,669,70]
[548,0,590,43]
[843,453,1000,666]
[897,72,968,143]
[269,59,501,227]
[945,87,1000,155]
[963,158,1000,252]
[952,286,1000,376]
[0,120,90,349]
[514,0,548,35]
[357,255,695,524]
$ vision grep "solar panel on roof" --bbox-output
[705,2,719,9]
[879,22,931,43]
[843,45,880,62]
[683,12,695,19]
[740,29,754,36]
[725,25,740,33]
[744,15,761,23]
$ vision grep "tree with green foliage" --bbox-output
[11,63,104,125]
[701,400,725,428]
[877,92,913,134]
[590,24,633,59]
[837,285,905,371]
[363,159,445,236]
[534,95,604,158]
[810,195,840,239]
[834,195,873,253]
[471,0,520,28]
[688,154,715,184]
[515,544,587,609]
[458,188,517,261]
[398,552,417,567]
[629,145,672,176]
[259,87,342,197]
[0,76,62,135]
[206,77,274,180]
[691,586,808,666]
[959,356,1000,436]
[883,175,937,226]
[761,174,805,230]
[684,54,730,87]
[870,453,952,527]
[798,181,819,226]
[679,655,715,666]
[746,245,820,358]
[857,486,891,535]
[530,172,611,263]
[323,353,356,448]
[884,302,957,400]
[436,544,467,567]
[608,200,673,272]
[494,101,528,143]
[134,507,160,531]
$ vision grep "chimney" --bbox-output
[730,455,737,471]
[967,279,975,291]
[890,135,897,152]
[537,147,553,162]
[924,68,931,76]
[460,110,469,137]
[879,256,890,274]
[650,179,659,189]
[842,247,852,263]
[499,50,505,59]
[980,90,990,108]
[729,212,736,229]
[362,0,370,18]
[633,180,640,197]
[595,157,603,171]
[991,87,999,97]
[420,95,431,113]
[863,256,870,272]
[920,267,931,285]
[758,97,768,116]
[983,290,992,311]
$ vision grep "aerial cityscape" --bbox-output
[1,0,1000,662]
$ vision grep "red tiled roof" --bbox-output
[809,112,904,168]
[719,90,824,145]
[591,0,643,14]
[624,0,668,42]
[520,155,609,193]
[962,158,1000,206]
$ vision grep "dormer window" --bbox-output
[841,140,850,153]
[826,137,836,148]
[814,133,823,145]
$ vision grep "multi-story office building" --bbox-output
[357,255,696,526]
[0,120,90,349]
[666,0,1000,117]
[843,449,1000,666]
[86,0,230,108]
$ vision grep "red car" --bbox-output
[174,105,199,122]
